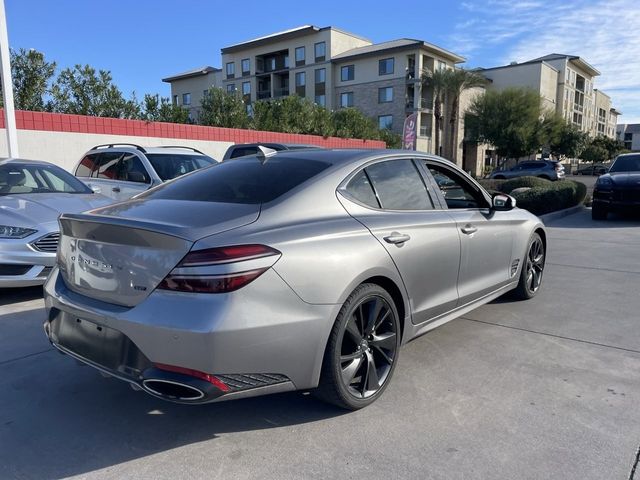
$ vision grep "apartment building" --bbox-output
[162,66,222,119]
[617,124,640,151]
[478,54,620,140]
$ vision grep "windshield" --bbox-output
[609,154,640,173]
[141,156,331,204]
[146,153,215,181]
[0,163,92,196]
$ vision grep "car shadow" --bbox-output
[545,209,640,229]
[0,348,347,479]
[0,286,43,306]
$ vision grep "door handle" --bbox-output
[384,232,411,244]
[461,224,478,235]
[112,186,121,193]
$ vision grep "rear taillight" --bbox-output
[158,244,280,294]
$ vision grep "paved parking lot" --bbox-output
[1,210,639,480]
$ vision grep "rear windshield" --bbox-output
[146,154,214,181]
[609,155,640,173]
[142,156,331,204]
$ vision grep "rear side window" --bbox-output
[146,153,214,181]
[143,157,331,204]
[365,160,433,210]
[75,154,98,177]
[120,154,150,183]
[345,170,379,208]
[94,153,123,179]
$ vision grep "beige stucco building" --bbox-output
[162,66,222,120]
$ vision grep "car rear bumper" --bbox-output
[43,266,340,403]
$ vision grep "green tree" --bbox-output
[580,144,609,163]
[466,88,545,161]
[547,117,588,159]
[142,94,190,123]
[48,64,140,118]
[198,87,248,128]
[331,108,378,139]
[421,68,448,156]
[309,103,334,137]
[378,128,402,148]
[590,135,625,160]
[0,48,56,111]
[441,68,487,163]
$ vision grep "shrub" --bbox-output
[499,176,552,194]
[478,179,505,192]
[511,180,587,215]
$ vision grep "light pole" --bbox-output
[0,0,18,157]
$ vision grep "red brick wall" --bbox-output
[0,110,387,149]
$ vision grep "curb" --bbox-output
[539,205,585,224]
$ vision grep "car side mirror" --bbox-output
[492,193,516,211]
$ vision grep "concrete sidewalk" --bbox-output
[1,210,639,479]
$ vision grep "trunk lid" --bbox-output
[57,199,260,307]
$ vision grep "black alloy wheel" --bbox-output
[513,233,545,300]
[315,283,400,410]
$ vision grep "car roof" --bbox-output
[230,142,323,149]
[0,157,59,167]
[85,145,209,156]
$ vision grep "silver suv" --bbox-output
[74,144,216,201]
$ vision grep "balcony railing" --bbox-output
[257,90,272,100]
[419,126,431,137]
[274,88,290,98]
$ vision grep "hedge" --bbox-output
[478,176,587,215]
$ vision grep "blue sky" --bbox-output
[6,0,640,122]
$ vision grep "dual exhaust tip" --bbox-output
[138,367,226,403]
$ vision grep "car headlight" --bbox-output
[596,177,613,189]
[0,225,37,238]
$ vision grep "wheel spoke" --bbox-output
[365,350,380,392]
[370,332,396,351]
[365,297,384,335]
[345,316,362,343]
[340,351,363,362]
[341,356,364,386]
[372,345,393,365]
[373,309,391,332]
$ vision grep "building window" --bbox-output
[226,62,235,79]
[315,68,326,84]
[378,87,393,103]
[295,46,305,66]
[341,65,354,82]
[378,115,393,130]
[242,81,251,97]
[241,58,250,76]
[437,60,447,71]
[340,92,354,108]
[379,58,394,75]
[295,71,306,96]
[314,42,326,62]
[226,84,236,94]
[315,94,326,107]
[182,93,191,105]
[172,95,178,105]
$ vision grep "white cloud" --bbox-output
[450,0,640,122]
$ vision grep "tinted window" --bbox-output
[143,157,331,204]
[75,154,98,177]
[94,152,123,179]
[230,146,258,159]
[146,154,214,181]
[0,163,91,195]
[426,163,486,209]
[120,154,150,183]
[610,154,640,172]
[345,170,379,208]
[365,160,432,210]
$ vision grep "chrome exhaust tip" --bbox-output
[142,379,205,401]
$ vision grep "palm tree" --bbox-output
[420,69,448,157]
[442,68,487,164]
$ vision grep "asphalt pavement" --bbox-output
[1,209,639,480]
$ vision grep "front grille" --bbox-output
[0,264,32,276]
[31,232,60,253]
[216,373,290,392]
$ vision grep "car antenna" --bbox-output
[256,145,278,165]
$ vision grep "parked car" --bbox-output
[44,149,546,410]
[223,142,322,160]
[489,160,565,181]
[0,158,111,287]
[576,163,609,176]
[74,144,216,201]
[592,153,640,220]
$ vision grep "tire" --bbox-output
[592,203,608,220]
[512,233,545,300]
[314,283,401,410]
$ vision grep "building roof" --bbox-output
[221,25,370,54]
[476,59,559,73]
[610,108,622,116]
[331,38,465,64]
[529,53,600,76]
[162,66,220,83]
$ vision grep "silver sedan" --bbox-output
[0,159,112,287]
[43,149,546,409]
